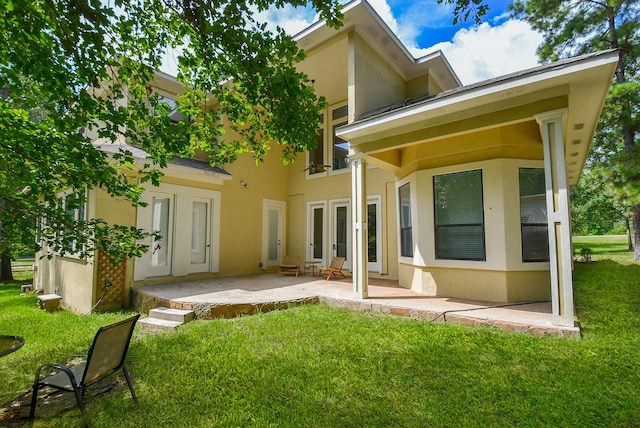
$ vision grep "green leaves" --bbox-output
[437,0,489,25]
[0,0,343,261]
[511,0,640,258]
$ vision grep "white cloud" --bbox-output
[160,1,542,87]
[366,0,401,35]
[253,4,319,36]
[407,20,543,85]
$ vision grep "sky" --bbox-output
[253,0,544,85]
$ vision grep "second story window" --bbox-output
[306,103,349,177]
[158,95,184,124]
[308,114,325,175]
[331,105,349,171]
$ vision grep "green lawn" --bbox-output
[1,238,639,427]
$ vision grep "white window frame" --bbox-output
[367,195,383,273]
[433,169,486,262]
[305,101,349,180]
[306,200,327,265]
[56,187,87,257]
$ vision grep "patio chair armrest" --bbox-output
[33,363,80,388]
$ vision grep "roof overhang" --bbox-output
[94,141,232,185]
[338,50,618,185]
[294,0,461,89]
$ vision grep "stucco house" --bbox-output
[34,0,617,328]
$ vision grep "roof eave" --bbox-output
[338,50,618,144]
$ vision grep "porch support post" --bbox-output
[351,153,368,299]
[536,109,574,327]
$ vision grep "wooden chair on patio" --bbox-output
[29,315,140,426]
[279,255,301,277]
[317,257,346,280]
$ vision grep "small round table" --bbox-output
[305,261,320,277]
[0,335,25,358]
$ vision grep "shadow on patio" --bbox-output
[131,273,579,337]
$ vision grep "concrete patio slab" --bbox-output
[130,273,579,337]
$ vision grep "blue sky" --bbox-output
[256,0,543,84]
[161,0,542,85]
[402,0,513,47]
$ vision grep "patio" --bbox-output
[130,273,580,337]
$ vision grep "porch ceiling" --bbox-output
[338,50,619,185]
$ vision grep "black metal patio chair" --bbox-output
[29,314,140,425]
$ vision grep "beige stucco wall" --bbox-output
[35,188,102,313]
[286,154,398,278]
[395,150,551,302]
[40,257,95,313]
[398,263,551,302]
[350,33,406,120]
[219,149,290,274]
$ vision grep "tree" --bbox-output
[570,170,628,236]
[0,0,343,280]
[509,0,640,260]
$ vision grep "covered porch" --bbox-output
[131,273,579,337]
[340,51,618,329]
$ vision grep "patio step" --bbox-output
[137,317,184,331]
[138,307,196,331]
[149,307,195,324]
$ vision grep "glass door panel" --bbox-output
[367,198,382,273]
[335,206,347,258]
[149,196,173,276]
[331,200,351,270]
[190,201,208,266]
[262,200,285,268]
[312,206,324,260]
[268,209,279,261]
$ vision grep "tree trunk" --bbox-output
[0,250,13,281]
[627,214,634,252]
[634,205,640,261]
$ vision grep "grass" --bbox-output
[1,238,639,427]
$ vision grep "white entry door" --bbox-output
[134,184,221,281]
[307,201,326,264]
[149,194,174,277]
[262,200,286,268]
[330,199,351,270]
[189,198,211,273]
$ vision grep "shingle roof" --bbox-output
[94,142,230,176]
[355,50,616,122]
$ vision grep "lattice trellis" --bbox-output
[95,251,127,311]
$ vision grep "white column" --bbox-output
[351,153,368,298]
[536,109,574,327]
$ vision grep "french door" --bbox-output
[307,202,326,264]
[262,200,286,268]
[308,198,381,273]
[330,199,351,271]
[149,194,174,277]
[135,184,220,280]
[188,198,211,273]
